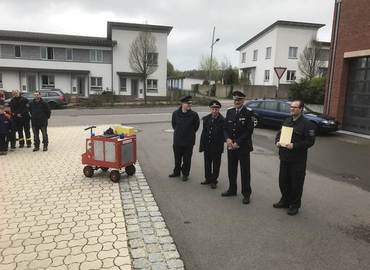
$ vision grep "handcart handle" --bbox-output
[84,126,97,136]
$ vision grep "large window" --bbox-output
[264,70,270,82]
[0,73,3,88]
[14,45,21,58]
[288,47,298,59]
[253,49,258,61]
[265,47,272,59]
[66,48,73,61]
[90,77,103,91]
[241,52,246,63]
[41,75,55,88]
[120,77,127,92]
[147,79,158,92]
[286,70,296,81]
[147,53,158,65]
[262,101,278,111]
[90,49,103,62]
[41,47,54,60]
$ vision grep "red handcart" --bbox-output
[81,126,137,182]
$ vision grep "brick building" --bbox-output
[325,0,370,135]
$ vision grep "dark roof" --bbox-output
[107,21,172,39]
[0,29,114,47]
[236,20,325,51]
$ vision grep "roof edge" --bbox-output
[107,21,173,39]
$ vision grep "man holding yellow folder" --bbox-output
[274,100,316,215]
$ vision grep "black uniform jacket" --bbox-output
[199,113,225,153]
[172,107,200,146]
[275,115,316,162]
[9,96,30,120]
[29,98,51,127]
[223,106,254,152]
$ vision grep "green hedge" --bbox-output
[289,77,326,104]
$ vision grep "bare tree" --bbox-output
[199,55,220,82]
[129,31,158,104]
[298,39,324,80]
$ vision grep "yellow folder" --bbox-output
[279,126,293,146]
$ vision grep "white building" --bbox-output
[236,20,330,86]
[167,77,215,91]
[0,21,172,98]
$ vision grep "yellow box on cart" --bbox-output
[113,125,136,136]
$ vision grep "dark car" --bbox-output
[5,89,67,109]
[245,99,339,134]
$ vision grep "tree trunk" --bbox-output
[143,75,147,104]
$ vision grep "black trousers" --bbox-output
[227,149,251,196]
[16,118,31,146]
[172,145,193,176]
[278,161,307,208]
[204,150,222,183]
[0,134,7,152]
[32,125,48,147]
[7,129,16,148]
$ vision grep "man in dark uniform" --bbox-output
[29,91,51,152]
[199,100,225,189]
[222,91,254,204]
[9,90,32,148]
[274,100,315,216]
[169,96,200,181]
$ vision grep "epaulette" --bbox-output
[226,107,234,111]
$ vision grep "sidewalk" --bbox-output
[0,126,183,270]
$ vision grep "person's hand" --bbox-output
[226,138,233,145]
[286,143,294,149]
[276,142,281,147]
[17,113,22,117]
[232,142,239,149]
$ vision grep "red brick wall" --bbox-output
[324,0,370,123]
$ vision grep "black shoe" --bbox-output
[221,191,237,197]
[201,180,211,185]
[33,148,40,152]
[43,146,48,151]
[27,145,32,148]
[19,145,24,148]
[242,196,250,204]
[10,147,16,151]
[210,183,217,189]
[273,201,289,209]
[168,173,180,178]
[182,175,189,182]
[287,206,299,216]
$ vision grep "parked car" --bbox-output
[245,99,339,134]
[5,89,67,109]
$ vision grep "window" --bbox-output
[90,49,103,62]
[14,45,21,57]
[66,48,73,61]
[41,75,55,88]
[265,47,271,59]
[279,102,291,113]
[247,102,260,108]
[120,77,127,92]
[287,70,296,81]
[0,73,2,88]
[147,79,158,92]
[262,101,278,111]
[147,53,158,65]
[253,50,258,61]
[41,47,54,60]
[47,92,59,97]
[288,47,298,58]
[90,77,103,90]
[241,52,246,63]
[264,70,270,82]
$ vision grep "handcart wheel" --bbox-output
[101,167,109,172]
[110,170,121,183]
[125,165,136,176]
[83,166,94,178]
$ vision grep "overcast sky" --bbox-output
[0,0,335,70]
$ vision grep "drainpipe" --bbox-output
[326,0,342,115]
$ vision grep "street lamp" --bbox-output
[208,26,220,97]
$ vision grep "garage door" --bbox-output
[343,56,370,135]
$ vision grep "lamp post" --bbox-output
[208,26,220,97]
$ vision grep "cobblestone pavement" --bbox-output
[0,126,184,270]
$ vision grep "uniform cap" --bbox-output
[232,90,246,100]
[180,95,193,104]
[209,100,221,108]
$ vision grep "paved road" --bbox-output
[50,108,370,270]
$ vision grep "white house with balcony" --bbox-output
[0,21,172,98]
[236,20,330,87]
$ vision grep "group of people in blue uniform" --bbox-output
[0,90,51,155]
[169,91,316,216]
